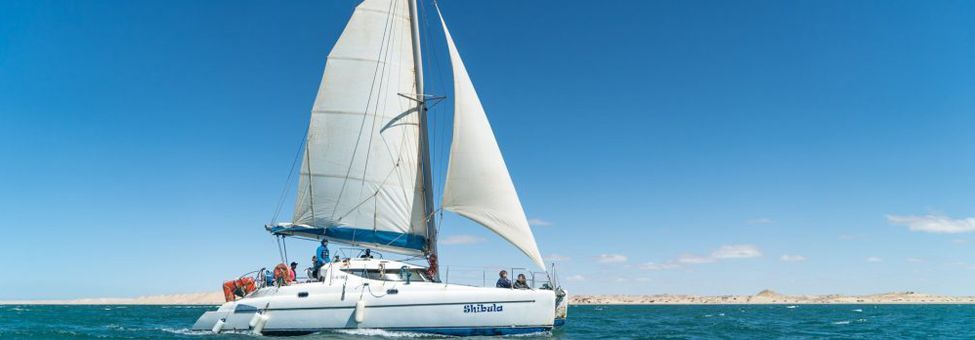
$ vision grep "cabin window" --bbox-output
[340,269,432,282]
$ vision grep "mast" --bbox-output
[408,0,439,264]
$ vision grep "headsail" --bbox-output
[437,8,546,270]
[292,0,429,255]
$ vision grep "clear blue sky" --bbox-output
[1,0,973,299]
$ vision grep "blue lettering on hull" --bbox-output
[463,303,504,313]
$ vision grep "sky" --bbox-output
[1,0,974,299]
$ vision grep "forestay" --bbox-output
[437,8,546,270]
[292,0,429,255]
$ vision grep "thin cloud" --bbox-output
[566,274,585,282]
[527,218,553,227]
[866,256,883,263]
[887,214,975,234]
[639,262,681,270]
[711,245,763,259]
[746,218,774,225]
[780,254,807,262]
[677,254,716,264]
[440,235,485,245]
[596,254,628,263]
[544,254,570,262]
[906,257,924,263]
[644,244,763,269]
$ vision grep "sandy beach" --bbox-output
[4,290,975,305]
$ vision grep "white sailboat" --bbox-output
[192,0,568,335]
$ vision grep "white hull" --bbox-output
[194,259,566,336]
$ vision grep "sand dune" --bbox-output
[4,290,975,305]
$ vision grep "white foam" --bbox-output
[786,305,798,309]
[333,329,441,338]
[852,308,863,312]
[159,328,225,336]
[832,321,851,325]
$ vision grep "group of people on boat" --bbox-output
[254,239,532,290]
[496,270,531,289]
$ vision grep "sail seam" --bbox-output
[329,0,401,220]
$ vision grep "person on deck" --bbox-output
[333,255,340,262]
[310,256,319,279]
[314,239,329,281]
[360,249,373,259]
[289,262,298,281]
[496,270,512,288]
[513,274,530,289]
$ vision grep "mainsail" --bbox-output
[437,8,546,270]
[291,0,430,255]
[280,0,545,270]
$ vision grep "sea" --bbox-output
[1,304,973,339]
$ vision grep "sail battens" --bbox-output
[287,0,544,268]
[292,0,428,256]
[326,56,405,66]
[437,8,546,270]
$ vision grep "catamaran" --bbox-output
[192,0,568,336]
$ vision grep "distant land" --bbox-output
[3,290,975,305]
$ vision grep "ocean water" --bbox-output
[1,304,974,339]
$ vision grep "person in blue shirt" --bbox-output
[496,270,512,288]
[313,239,329,280]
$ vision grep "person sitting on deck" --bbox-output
[360,249,374,259]
[314,239,329,280]
[289,262,298,282]
[333,255,340,262]
[496,270,512,288]
[513,274,530,289]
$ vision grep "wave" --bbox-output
[160,328,223,336]
[333,329,443,338]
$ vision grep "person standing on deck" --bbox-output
[314,239,329,280]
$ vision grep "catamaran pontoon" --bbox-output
[192,0,567,335]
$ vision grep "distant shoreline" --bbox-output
[571,290,975,305]
[4,290,975,306]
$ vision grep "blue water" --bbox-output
[1,304,973,339]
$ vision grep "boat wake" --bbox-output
[160,327,248,336]
[333,329,445,338]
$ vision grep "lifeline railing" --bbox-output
[437,265,554,290]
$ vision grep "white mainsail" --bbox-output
[292,0,429,255]
[438,9,546,270]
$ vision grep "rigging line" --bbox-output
[424,0,452,225]
[283,237,290,264]
[330,0,400,219]
[333,154,406,223]
[270,125,310,224]
[276,236,285,264]
[304,135,316,225]
[358,0,403,206]
[357,1,399,195]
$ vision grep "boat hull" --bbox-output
[192,280,558,336]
